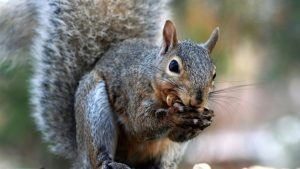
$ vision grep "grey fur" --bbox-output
[78,38,216,168]
[29,0,170,159]
[75,74,120,168]
[1,0,218,168]
[0,0,37,65]
[97,38,215,138]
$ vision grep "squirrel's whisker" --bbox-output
[210,84,256,94]
[209,94,242,101]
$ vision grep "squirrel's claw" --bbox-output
[167,104,214,142]
[102,161,131,169]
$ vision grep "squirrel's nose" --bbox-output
[179,90,203,107]
[190,90,203,108]
[190,98,202,108]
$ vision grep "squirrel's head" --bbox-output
[154,20,219,109]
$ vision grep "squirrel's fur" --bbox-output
[30,0,170,159]
[1,0,219,168]
[0,0,36,64]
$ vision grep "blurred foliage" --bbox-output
[0,64,31,144]
[268,1,300,79]
[0,63,68,168]
[172,0,300,80]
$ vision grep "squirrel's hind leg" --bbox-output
[74,71,130,169]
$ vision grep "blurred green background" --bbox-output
[0,0,300,168]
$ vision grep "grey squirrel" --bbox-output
[0,0,219,168]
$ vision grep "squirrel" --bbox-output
[0,0,219,168]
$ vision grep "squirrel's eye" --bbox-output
[169,60,180,74]
[212,73,216,80]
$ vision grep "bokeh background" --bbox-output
[0,0,300,168]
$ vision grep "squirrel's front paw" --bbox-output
[102,160,131,169]
[167,103,214,142]
[154,108,169,119]
[169,103,214,129]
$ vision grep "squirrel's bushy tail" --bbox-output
[29,0,170,159]
[0,0,37,65]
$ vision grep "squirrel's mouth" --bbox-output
[163,90,209,111]
[166,93,181,107]
[153,80,209,110]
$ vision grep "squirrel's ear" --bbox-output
[204,27,219,54]
[161,20,178,55]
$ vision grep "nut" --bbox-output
[166,94,179,106]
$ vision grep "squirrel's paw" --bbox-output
[102,161,131,169]
[169,103,214,129]
[167,103,214,142]
[154,108,169,119]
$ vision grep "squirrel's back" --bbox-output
[28,0,170,159]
